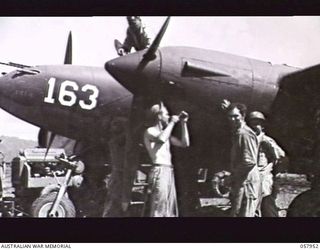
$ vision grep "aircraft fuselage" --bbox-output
[106,46,299,115]
[0,65,132,142]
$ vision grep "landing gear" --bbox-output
[30,192,76,217]
[212,171,231,198]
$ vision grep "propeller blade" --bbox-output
[43,31,72,159]
[64,31,72,65]
[44,132,56,159]
[142,17,170,62]
[37,128,49,148]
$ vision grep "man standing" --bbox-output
[102,117,127,217]
[248,111,286,217]
[225,103,260,217]
[143,102,190,217]
[116,16,150,56]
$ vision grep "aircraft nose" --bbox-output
[105,51,160,95]
[105,53,140,91]
[0,69,41,106]
[0,71,21,99]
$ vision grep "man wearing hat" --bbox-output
[116,16,150,56]
[248,111,286,217]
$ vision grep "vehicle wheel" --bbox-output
[211,171,231,198]
[287,189,320,217]
[30,192,76,217]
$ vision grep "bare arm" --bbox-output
[157,119,178,143]
[171,120,190,148]
[145,117,179,144]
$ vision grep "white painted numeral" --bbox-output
[58,80,79,107]
[44,77,56,104]
[44,77,99,110]
[79,84,99,110]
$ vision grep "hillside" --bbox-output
[0,136,37,162]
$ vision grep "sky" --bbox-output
[0,16,320,140]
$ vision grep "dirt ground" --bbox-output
[2,162,311,217]
[276,173,311,216]
[198,173,311,217]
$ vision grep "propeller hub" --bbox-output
[105,51,161,95]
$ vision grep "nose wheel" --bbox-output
[30,192,76,217]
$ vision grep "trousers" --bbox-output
[144,165,178,217]
[230,167,260,217]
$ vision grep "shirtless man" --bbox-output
[143,102,190,217]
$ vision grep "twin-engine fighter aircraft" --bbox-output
[0,17,318,216]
